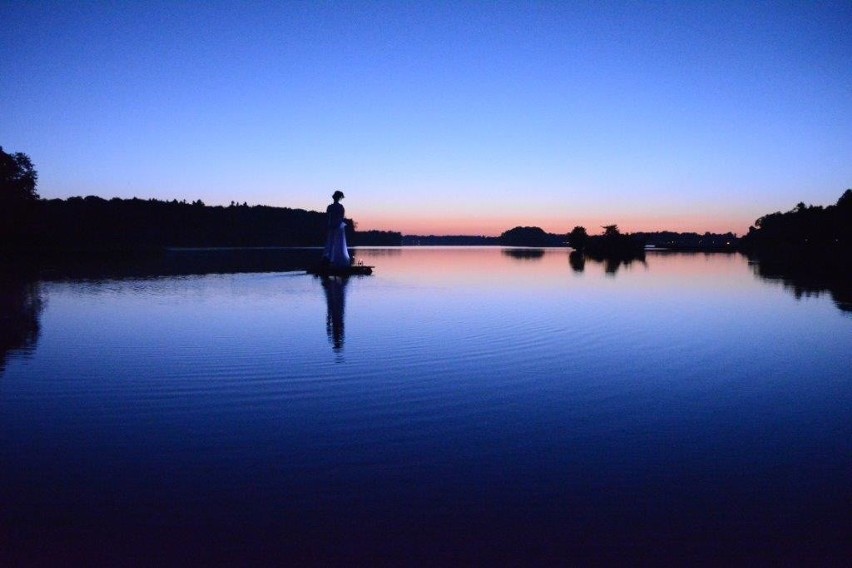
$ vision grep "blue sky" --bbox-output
[2,1,850,235]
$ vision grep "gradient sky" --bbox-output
[2,1,851,236]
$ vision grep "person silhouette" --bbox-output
[322,190,351,268]
[322,275,347,353]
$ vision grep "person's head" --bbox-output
[332,190,345,202]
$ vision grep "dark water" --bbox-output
[1,248,850,564]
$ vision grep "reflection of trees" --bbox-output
[321,276,348,353]
[585,250,646,275]
[569,250,585,273]
[568,247,645,276]
[566,248,645,276]
[749,254,851,313]
[502,248,545,261]
[0,271,44,375]
[20,248,324,279]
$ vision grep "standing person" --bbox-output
[323,190,350,267]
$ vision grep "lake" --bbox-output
[1,248,849,564]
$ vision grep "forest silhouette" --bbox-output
[740,190,851,256]
[29,196,400,250]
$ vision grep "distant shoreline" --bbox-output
[2,191,847,258]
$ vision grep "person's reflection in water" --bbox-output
[321,275,348,355]
[0,272,44,376]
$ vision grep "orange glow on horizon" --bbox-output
[357,211,752,237]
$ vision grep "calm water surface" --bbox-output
[1,248,849,564]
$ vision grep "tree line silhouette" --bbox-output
[1,146,40,249]
[739,190,851,255]
[1,146,401,252]
[37,196,334,249]
[20,196,391,250]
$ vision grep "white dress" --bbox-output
[327,221,351,267]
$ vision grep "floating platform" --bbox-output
[306,264,374,277]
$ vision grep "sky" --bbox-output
[2,1,851,236]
